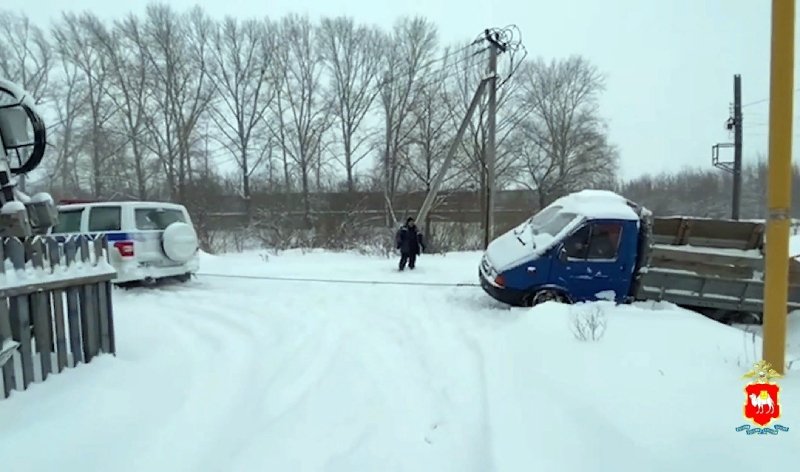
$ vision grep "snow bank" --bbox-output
[0,250,798,471]
[484,300,800,470]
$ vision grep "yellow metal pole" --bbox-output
[763,0,795,375]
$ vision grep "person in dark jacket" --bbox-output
[395,217,425,270]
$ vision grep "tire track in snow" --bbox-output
[110,281,346,471]
[456,324,496,472]
[163,280,359,471]
[217,283,494,471]
[110,286,270,471]
[58,277,498,470]
[329,286,493,471]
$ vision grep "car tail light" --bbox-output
[114,241,134,258]
[494,274,505,287]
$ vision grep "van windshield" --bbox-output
[514,206,579,248]
[530,207,578,237]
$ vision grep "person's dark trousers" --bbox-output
[399,252,417,270]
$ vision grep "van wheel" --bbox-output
[525,289,568,307]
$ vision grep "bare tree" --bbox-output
[511,56,619,207]
[267,85,294,191]
[275,14,332,225]
[88,14,158,199]
[52,12,118,197]
[46,58,88,196]
[141,4,216,201]
[444,42,529,219]
[318,16,383,193]
[376,16,438,225]
[403,47,464,191]
[0,11,51,102]
[208,16,275,218]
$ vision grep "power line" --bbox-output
[378,40,484,89]
[742,87,800,108]
[196,272,480,287]
[378,26,527,92]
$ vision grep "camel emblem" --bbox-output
[749,390,775,415]
[742,360,783,427]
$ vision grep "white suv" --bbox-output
[51,201,200,285]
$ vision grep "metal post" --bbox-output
[732,74,743,220]
[763,0,794,375]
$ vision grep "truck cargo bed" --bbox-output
[632,216,800,323]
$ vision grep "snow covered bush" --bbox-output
[570,304,608,341]
[424,222,483,254]
[737,326,759,368]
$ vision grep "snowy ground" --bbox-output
[1,249,800,471]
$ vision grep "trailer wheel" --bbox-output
[525,289,569,307]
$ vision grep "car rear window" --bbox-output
[135,208,185,230]
[88,206,122,231]
[53,209,83,233]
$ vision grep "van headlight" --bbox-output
[480,255,495,277]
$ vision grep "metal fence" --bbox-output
[0,234,117,399]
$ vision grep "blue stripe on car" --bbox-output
[51,232,131,243]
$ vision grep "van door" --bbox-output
[132,206,188,267]
[85,205,130,261]
[550,221,628,302]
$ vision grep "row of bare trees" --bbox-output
[618,158,800,220]
[0,4,619,224]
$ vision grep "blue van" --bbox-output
[479,190,650,307]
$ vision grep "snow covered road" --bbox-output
[1,249,799,470]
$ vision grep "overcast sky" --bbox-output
[1,0,791,180]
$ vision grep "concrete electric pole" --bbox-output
[732,74,743,220]
[483,29,506,249]
[711,74,744,220]
[417,27,516,248]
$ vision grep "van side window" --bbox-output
[135,208,185,230]
[564,225,590,259]
[587,223,623,260]
[88,206,121,232]
[53,209,83,233]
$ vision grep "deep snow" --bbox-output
[0,249,799,471]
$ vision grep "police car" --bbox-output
[51,200,200,285]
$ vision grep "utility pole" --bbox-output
[711,73,743,220]
[732,74,743,220]
[484,30,506,248]
[763,0,794,375]
[416,28,513,242]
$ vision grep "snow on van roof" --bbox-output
[58,201,187,210]
[547,189,640,221]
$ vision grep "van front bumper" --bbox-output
[478,269,527,307]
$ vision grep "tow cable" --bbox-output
[196,272,481,288]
